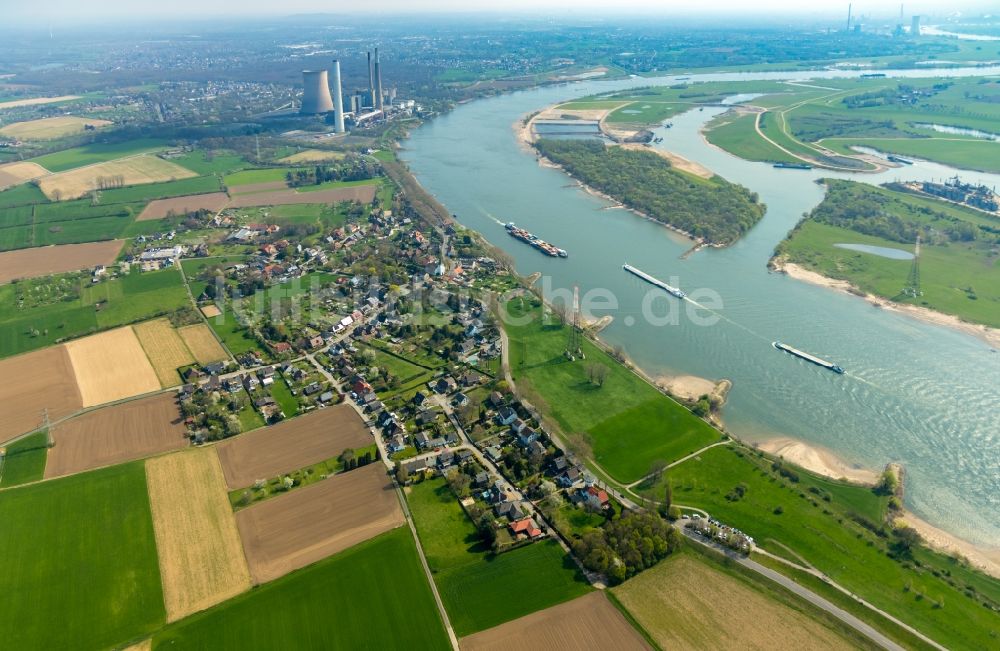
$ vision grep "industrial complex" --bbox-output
[299,48,412,134]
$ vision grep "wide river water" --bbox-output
[401,66,1000,548]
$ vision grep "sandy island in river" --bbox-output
[773,259,1000,350]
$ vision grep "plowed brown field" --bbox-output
[226,185,376,208]
[236,463,403,584]
[460,592,651,651]
[216,405,370,490]
[177,324,228,364]
[0,345,82,443]
[137,192,230,221]
[45,393,186,478]
[147,447,252,621]
[0,240,123,285]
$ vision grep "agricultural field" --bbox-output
[146,447,252,621]
[407,476,592,637]
[278,149,346,164]
[0,461,165,650]
[216,405,371,490]
[235,463,404,584]
[0,345,82,443]
[29,138,166,172]
[0,239,123,284]
[83,267,191,328]
[38,154,197,200]
[177,323,228,364]
[0,95,81,110]
[613,550,865,650]
[505,297,720,482]
[0,160,49,189]
[149,527,450,650]
[169,150,248,176]
[637,444,1000,651]
[223,168,301,187]
[0,430,48,487]
[65,326,161,406]
[0,116,111,140]
[225,184,377,208]
[776,180,1000,328]
[134,318,196,386]
[101,174,223,205]
[45,393,186,479]
[137,191,229,221]
[0,181,48,208]
[460,591,650,651]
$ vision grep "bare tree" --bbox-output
[594,365,608,387]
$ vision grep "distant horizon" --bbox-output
[3,2,997,28]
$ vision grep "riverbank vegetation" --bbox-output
[775,180,1000,328]
[533,138,765,245]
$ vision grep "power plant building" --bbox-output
[300,70,334,114]
[911,15,921,36]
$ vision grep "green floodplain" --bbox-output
[499,294,1000,650]
[776,179,1000,329]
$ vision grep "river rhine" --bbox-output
[401,66,1000,549]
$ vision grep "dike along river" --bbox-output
[401,66,1000,549]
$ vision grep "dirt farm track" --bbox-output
[236,463,404,584]
[216,405,370,490]
[0,240,124,285]
[460,592,652,651]
[45,393,187,479]
[0,345,83,443]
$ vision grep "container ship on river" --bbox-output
[622,263,686,298]
[772,341,844,374]
[505,223,567,257]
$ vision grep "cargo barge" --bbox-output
[505,222,567,257]
[622,263,686,298]
[773,161,813,170]
[772,341,844,374]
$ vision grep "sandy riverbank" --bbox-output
[757,437,878,485]
[621,143,714,179]
[774,259,1000,349]
[657,374,718,402]
[898,510,1000,579]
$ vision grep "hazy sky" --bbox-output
[3,0,990,24]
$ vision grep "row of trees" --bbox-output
[534,139,765,245]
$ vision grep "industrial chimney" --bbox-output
[300,70,334,114]
[374,48,384,112]
[911,15,921,36]
[367,51,375,109]
[331,60,345,133]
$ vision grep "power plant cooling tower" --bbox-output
[300,70,334,115]
[374,48,384,112]
[331,60,345,133]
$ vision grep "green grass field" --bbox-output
[270,375,298,417]
[777,181,1000,328]
[170,150,249,176]
[638,445,1000,651]
[207,308,266,357]
[0,182,48,208]
[0,461,165,650]
[29,138,167,172]
[151,528,449,650]
[407,477,591,636]
[223,167,304,187]
[0,431,48,487]
[0,200,145,252]
[606,101,689,125]
[97,174,222,204]
[505,297,720,482]
[0,268,191,358]
[705,112,799,163]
